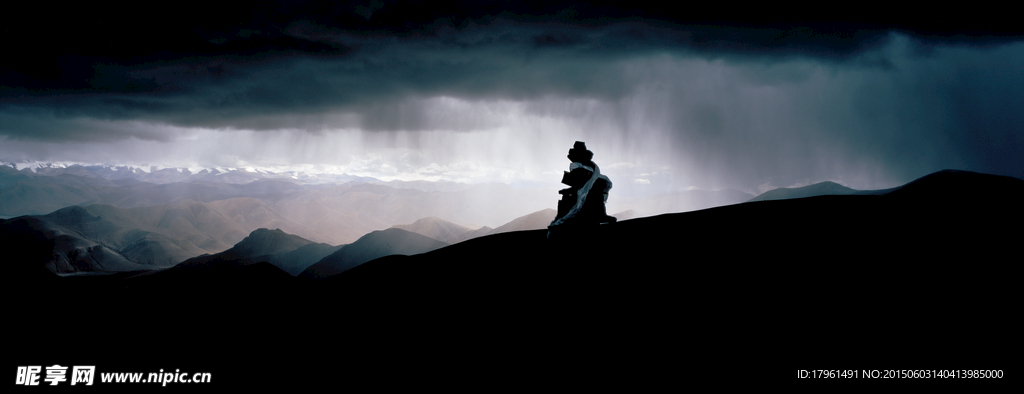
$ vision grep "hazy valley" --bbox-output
[2,162,741,275]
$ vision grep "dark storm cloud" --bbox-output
[682,41,1024,187]
[2,1,1022,191]
[500,36,1024,191]
[0,107,177,142]
[5,1,1021,137]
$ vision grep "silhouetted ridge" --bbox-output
[1,168,553,245]
[749,181,856,201]
[453,225,494,243]
[488,208,555,235]
[45,205,99,223]
[230,228,314,257]
[884,169,1024,204]
[10,169,1019,388]
[174,227,337,275]
[299,228,448,279]
[390,216,473,244]
[0,210,173,273]
[278,242,345,275]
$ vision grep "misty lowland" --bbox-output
[5,163,1019,387]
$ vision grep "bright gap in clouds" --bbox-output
[0,96,687,199]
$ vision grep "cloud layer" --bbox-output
[2,2,1022,193]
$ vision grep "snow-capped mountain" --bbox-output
[1,161,380,185]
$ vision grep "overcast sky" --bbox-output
[2,1,1022,195]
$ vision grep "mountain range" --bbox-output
[298,228,449,279]
[747,180,894,201]
[174,228,342,276]
[8,169,1020,389]
[1,162,755,275]
[0,165,554,245]
[9,169,1019,389]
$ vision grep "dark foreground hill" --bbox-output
[8,169,1020,389]
[0,206,189,273]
